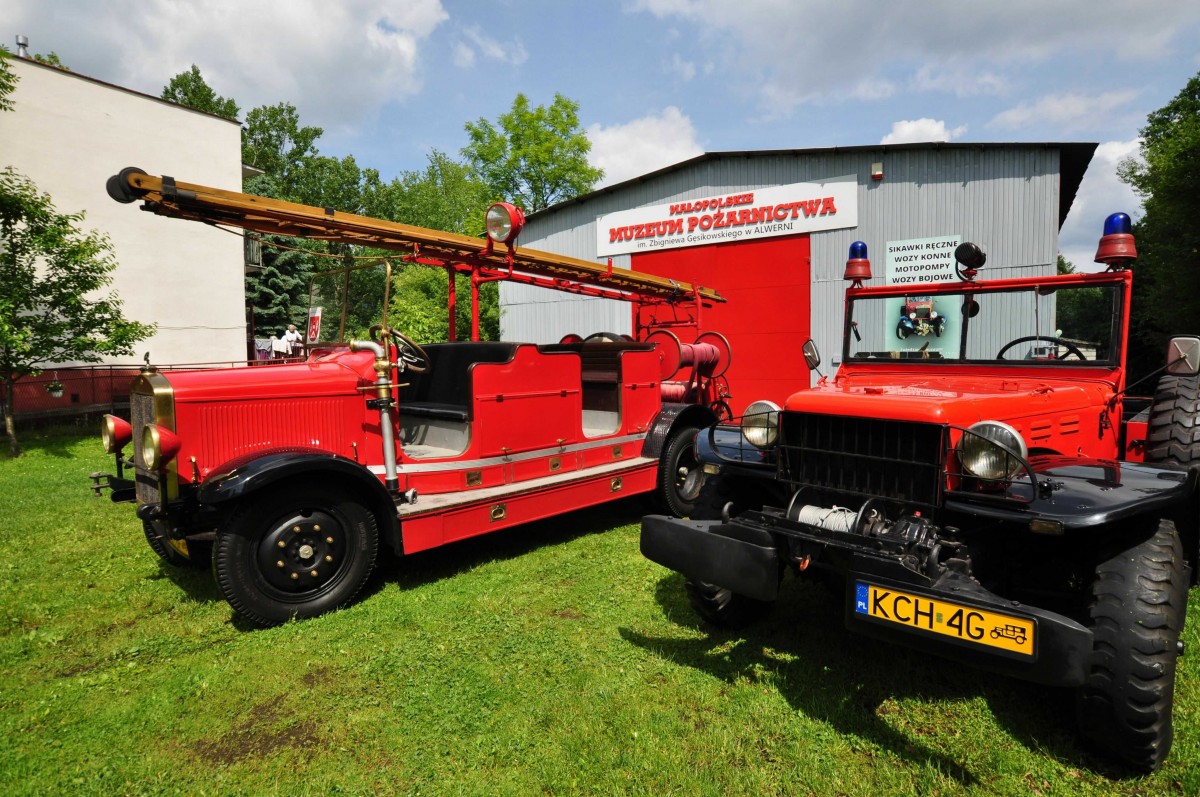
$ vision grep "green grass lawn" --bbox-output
[1,424,1198,795]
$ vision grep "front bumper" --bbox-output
[641,514,1092,687]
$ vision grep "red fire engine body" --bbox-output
[95,168,732,627]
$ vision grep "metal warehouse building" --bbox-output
[504,142,1095,414]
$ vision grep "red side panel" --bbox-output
[634,235,812,415]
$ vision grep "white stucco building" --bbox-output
[0,55,246,365]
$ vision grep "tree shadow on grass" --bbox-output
[621,572,1102,785]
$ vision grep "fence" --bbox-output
[3,356,307,422]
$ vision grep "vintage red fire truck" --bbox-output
[95,168,732,628]
[641,213,1200,772]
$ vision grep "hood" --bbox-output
[784,371,1115,427]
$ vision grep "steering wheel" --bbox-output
[996,335,1086,361]
[368,324,431,373]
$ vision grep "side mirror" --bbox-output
[1166,336,1200,376]
[802,339,821,371]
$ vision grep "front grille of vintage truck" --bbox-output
[778,413,946,515]
[130,388,160,505]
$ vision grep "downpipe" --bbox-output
[350,339,400,492]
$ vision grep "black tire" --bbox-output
[683,472,776,629]
[213,482,379,627]
[658,425,703,517]
[143,519,209,568]
[1075,519,1187,773]
[1145,374,1200,467]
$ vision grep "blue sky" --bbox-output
[7,1,1200,268]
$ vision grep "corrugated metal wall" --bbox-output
[507,146,1062,380]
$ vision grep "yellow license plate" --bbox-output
[854,582,1035,657]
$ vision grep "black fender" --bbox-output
[643,403,719,459]
[946,458,1198,530]
[197,449,402,552]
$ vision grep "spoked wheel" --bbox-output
[1075,519,1187,773]
[658,425,704,517]
[683,472,776,629]
[213,482,379,627]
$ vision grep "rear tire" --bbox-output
[683,472,776,629]
[1075,519,1187,773]
[213,482,378,627]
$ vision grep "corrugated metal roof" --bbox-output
[529,142,1096,229]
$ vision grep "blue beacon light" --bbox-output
[1095,212,1137,268]
[845,241,871,285]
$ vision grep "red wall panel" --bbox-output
[633,235,811,415]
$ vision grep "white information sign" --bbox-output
[597,180,858,257]
[884,235,961,284]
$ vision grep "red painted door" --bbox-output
[633,235,811,415]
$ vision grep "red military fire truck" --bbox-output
[641,214,1200,772]
[95,167,732,627]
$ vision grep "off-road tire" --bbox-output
[143,520,209,568]
[1145,374,1200,467]
[213,482,379,627]
[658,425,703,517]
[1075,519,1187,773]
[683,472,776,629]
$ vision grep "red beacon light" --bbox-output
[845,241,871,286]
[1094,212,1137,270]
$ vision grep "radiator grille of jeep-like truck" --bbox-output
[778,413,946,514]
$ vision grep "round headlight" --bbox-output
[141,425,162,470]
[959,421,1027,480]
[485,202,525,245]
[742,400,781,449]
[101,414,132,454]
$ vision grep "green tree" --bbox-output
[1118,70,1200,382]
[463,93,603,212]
[242,175,317,337]
[0,48,17,112]
[161,65,239,119]
[242,103,323,197]
[365,150,490,233]
[0,168,154,456]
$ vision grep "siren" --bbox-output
[1094,212,1137,269]
[845,241,871,286]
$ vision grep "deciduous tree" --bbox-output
[0,168,154,456]
[1119,70,1200,382]
[463,93,603,212]
[161,65,239,119]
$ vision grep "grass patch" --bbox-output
[1,424,1198,795]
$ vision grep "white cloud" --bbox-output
[626,1,1200,115]
[669,53,696,81]
[6,0,449,132]
[880,119,967,145]
[456,25,529,67]
[452,42,476,68]
[989,91,1139,131]
[587,107,704,187]
[1059,140,1142,272]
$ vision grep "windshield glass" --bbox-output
[306,261,391,345]
[845,282,1123,365]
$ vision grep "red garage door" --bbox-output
[633,234,811,416]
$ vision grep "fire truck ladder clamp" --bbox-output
[106,167,725,306]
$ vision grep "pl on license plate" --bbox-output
[854,582,1035,657]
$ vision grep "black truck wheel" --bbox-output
[1075,519,1187,773]
[1145,374,1200,467]
[143,519,209,568]
[683,472,776,629]
[658,425,704,517]
[213,482,379,627]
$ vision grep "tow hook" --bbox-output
[88,472,110,497]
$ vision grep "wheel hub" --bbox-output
[257,510,344,593]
